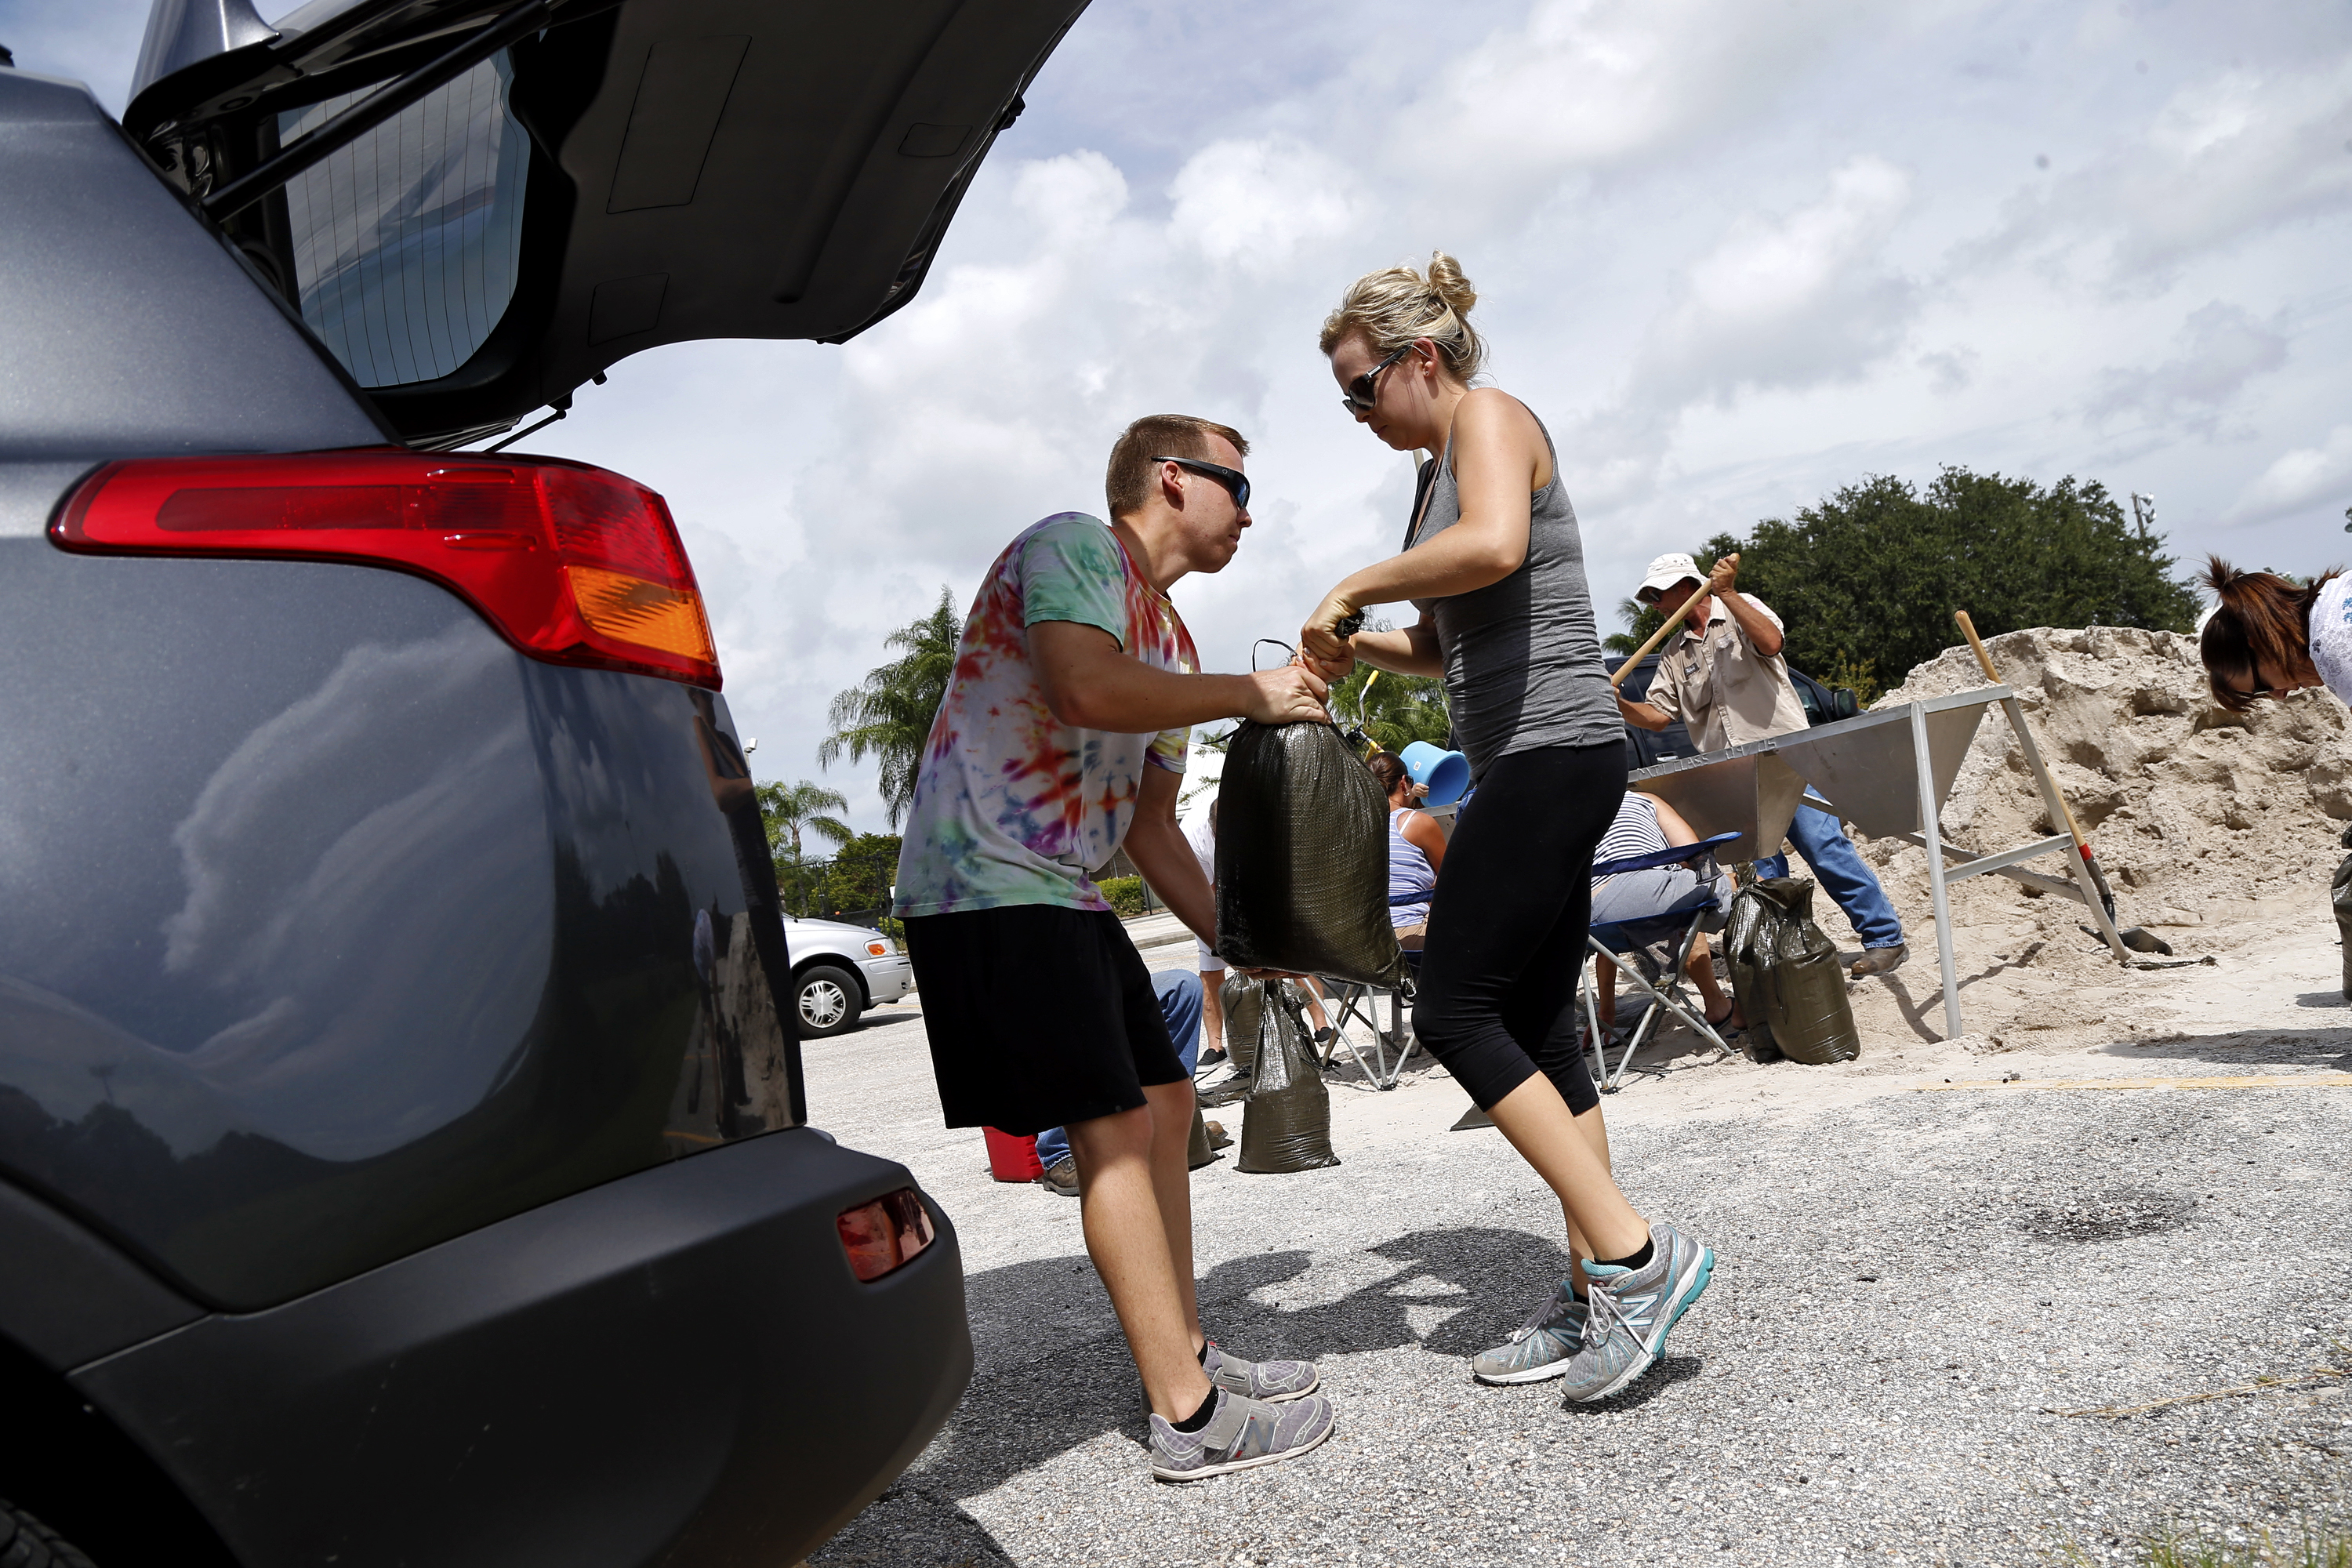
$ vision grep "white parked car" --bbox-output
[784,918,913,1038]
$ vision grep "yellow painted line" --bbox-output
[1915,1073,2352,1093]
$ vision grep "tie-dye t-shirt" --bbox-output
[891,514,1196,917]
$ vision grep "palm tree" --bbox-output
[756,779,852,916]
[1328,661,1453,754]
[819,586,962,829]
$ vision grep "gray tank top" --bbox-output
[1406,409,1619,778]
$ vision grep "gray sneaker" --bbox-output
[1471,1278,1588,1385]
[1149,1387,1334,1482]
[1203,1339,1319,1402]
[1559,1222,1715,1403]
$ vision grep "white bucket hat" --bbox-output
[1635,551,1704,604]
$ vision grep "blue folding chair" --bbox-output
[1581,830,1742,1092]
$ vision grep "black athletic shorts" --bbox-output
[901,904,1188,1138]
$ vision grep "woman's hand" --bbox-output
[1300,586,1362,673]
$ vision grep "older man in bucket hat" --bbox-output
[1615,551,1907,978]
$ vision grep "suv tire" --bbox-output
[793,964,864,1038]
[0,1499,96,1568]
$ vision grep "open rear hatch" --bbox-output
[123,0,1088,447]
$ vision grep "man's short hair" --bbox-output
[1105,415,1250,519]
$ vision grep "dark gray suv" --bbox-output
[0,0,1083,1561]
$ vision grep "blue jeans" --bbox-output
[1757,804,1905,949]
[1035,968,1203,1169]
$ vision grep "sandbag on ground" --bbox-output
[1722,886,1777,1055]
[1219,969,1262,1076]
[1726,877,1860,1064]
[1236,982,1340,1173]
[1216,719,1406,985]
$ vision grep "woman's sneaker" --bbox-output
[1149,1388,1334,1482]
[1470,1278,1588,1385]
[1558,1222,1715,1403]
[1202,1340,1319,1402]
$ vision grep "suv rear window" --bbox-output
[278,53,529,388]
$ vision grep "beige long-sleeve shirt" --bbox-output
[1644,596,1811,753]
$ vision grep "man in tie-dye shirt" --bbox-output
[891,415,1338,1481]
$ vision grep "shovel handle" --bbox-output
[1610,556,1733,689]
[1954,612,2094,855]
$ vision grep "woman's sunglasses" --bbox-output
[1152,456,1250,511]
[1341,344,1413,413]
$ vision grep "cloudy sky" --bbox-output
[9,0,2350,833]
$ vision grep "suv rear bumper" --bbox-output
[73,1128,967,1568]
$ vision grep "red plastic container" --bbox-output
[983,1126,1044,1182]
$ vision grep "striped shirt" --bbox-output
[1594,793,1664,877]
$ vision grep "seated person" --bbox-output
[1589,790,1744,1036]
[1366,750,1446,951]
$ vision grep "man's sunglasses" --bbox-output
[1152,456,1250,511]
[1341,344,1413,413]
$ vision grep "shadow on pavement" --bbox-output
[806,1482,1013,1566]
[2091,1026,2352,1069]
[908,1226,1577,1501]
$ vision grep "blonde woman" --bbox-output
[1299,255,1715,1399]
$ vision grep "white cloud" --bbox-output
[1644,156,1918,404]
[2227,425,2352,527]
[2084,300,2288,430]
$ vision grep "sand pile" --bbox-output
[1866,626,2350,913]
[1761,626,2352,1052]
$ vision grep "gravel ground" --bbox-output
[804,934,2352,1568]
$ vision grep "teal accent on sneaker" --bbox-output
[1559,1221,1715,1404]
[1471,1279,1588,1385]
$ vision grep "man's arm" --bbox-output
[1617,695,1673,731]
[1031,621,1327,731]
[1707,555,1782,659]
[1123,764,1213,943]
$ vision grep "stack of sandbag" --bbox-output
[1236,982,1340,1173]
[1723,877,1860,1065]
[1215,719,1406,986]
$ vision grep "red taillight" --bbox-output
[836,1188,936,1283]
[53,449,720,688]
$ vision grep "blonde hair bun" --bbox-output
[1319,250,1487,383]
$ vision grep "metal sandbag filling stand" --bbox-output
[1629,685,2130,1041]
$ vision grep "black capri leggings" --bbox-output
[1412,740,1626,1115]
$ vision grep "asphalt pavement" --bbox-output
[804,944,2352,1568]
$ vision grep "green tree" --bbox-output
[1610,467,2196,699]
[817,833,903,921]
[820,586,961,829]
[755,779,851,916]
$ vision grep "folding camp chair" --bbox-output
[1581,830,1741,1092]
[1316,958,1420,1091]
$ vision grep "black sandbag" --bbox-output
[1721,884,1780,1052]
[1751,877,1860,1064]
[1218,969,1261,1077]
[1216,720,1407,985]
[2334,825,2352,1000]
[1236,982,1341,1173]
[1187,1105,1217,1170]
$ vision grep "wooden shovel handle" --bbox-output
[1610,555,1735,689]
[1954,610,2092,852]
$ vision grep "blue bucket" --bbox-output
[1399,742,1471,808]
